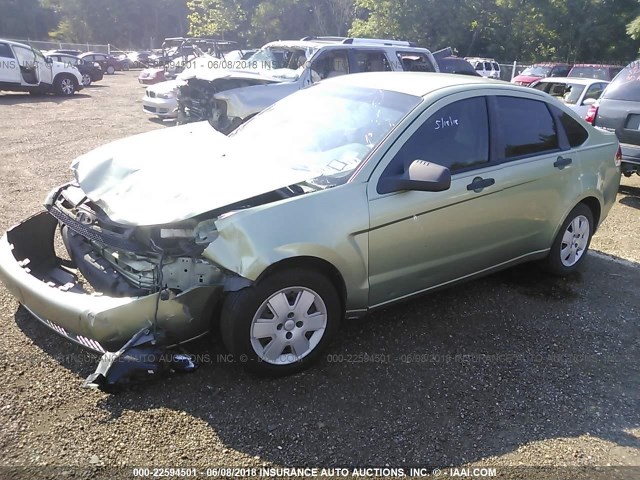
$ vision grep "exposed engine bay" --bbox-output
[177,77,275,131]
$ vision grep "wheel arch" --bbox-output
[255,256,347,314]
[579,196,601,231]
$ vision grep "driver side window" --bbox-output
[382,97,490,178]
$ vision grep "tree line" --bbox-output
[1,0,640,62]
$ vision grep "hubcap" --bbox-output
[560,215,590,267]
[250,287,327,365]
[82,74,91,86]
[61,79,73,94]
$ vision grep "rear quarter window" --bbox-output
[603,62,640,101]
[0,43,15,59]
[558,110,589,147]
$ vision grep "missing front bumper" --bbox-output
[0,211,223,353]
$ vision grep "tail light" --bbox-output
[585,104,598,125]
[615,146,622,167]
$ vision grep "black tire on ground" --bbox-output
[53,75,77,96]
[106,65,115,75]
[220,269,341,377]
[542,203,594,276]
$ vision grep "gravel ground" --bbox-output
[0,72,639,480]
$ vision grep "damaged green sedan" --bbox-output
[0,73,621,380]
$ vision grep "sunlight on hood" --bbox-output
[71,122,319,226]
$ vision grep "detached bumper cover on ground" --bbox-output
[0,212,222,353]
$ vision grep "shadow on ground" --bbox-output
[15,253,640,466]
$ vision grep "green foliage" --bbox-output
[1,0,639,61]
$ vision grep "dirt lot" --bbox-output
[0,72,639,479]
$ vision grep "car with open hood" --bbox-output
[0,73,620,386]
[176,36,439,132]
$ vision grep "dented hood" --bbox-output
[70,122,315,226]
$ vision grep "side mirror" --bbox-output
[378,160,451,194]
[582,97,597,106]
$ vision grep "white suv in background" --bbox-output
[465,57,501,79]
[0,39,83,96]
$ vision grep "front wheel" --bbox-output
[106,65,116,75]
[220,269,341,376]
[81,73,92,86]
[543,203,594,275]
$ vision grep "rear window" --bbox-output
[569,66,610,81]
[602,62,640,101]
[396,52,435,72]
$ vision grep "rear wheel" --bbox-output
[54,75,77,96]
[543,203,594,275]
[106,65,116,75]
[220,269,341,376]
[81,73,92,86]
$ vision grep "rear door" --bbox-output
[0,42,21,84]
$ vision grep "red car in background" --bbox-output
[511,63,572,86]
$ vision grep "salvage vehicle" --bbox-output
[588,60,640,176]
[0,73,621,385]
[143,79,182,119]
[0,39,83,96]
[176,36,440,132]
[138,37,237,85]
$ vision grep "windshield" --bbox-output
[521,65,552,77]
[226,84,420,188]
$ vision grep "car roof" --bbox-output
[322,71,502,97]
[536,77,609,85]
[570,64,621,68]
[262,38,429,52]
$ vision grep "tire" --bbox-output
[121,62,129,71]
[220,269,341,377]
[54,75,77,96]
[81,73,92,87]
[106,65,115,75]
[542,203,594,276]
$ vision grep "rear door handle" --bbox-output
[554,156,572,169]
[467,177,495,192]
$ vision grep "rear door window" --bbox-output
[495,96,559,159]
[602,62,640,101]
[353,51,391,72]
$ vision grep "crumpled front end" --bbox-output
[0,200,225,353]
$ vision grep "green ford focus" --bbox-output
[0,72,621,381]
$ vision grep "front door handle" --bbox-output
[467,177,495,192]
[554,156,572,169]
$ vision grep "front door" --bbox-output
[0,42,21,84]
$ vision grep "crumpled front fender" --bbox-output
[0,212,222,352]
